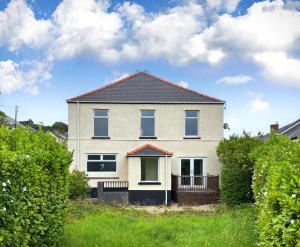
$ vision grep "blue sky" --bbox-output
[0,0,300,135]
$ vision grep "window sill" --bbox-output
[138,181,161,185]
[183,136,201,139]
[139,136,157,139]
[92,136,111,139]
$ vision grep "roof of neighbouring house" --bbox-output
[261,118,300,140]
[127,144,173,157]
[67,71,224,104]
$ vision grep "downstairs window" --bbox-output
[141,157,158,181]
[87,154,116,172]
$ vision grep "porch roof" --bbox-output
[127,144,173,157]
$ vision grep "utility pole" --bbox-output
[14,105,19,128]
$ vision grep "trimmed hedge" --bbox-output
[217,134,262,206]
[251,134,300,246]
[0,127,72,246]
[69,171,90,200]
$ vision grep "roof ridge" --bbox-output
[140,71,225,103]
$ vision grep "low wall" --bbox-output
[176,191,219,205]
[97,182,128,204]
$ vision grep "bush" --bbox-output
[251,134,300,247]
[69,171,90,199]
[217,133,262,206]
[0,126,72,247]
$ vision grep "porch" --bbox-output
[171,175,219,205]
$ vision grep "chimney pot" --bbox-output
[270,122,279,132]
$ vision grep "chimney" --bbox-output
[270,122,279,132]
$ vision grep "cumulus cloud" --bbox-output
[118,1,225,65]
[248,93,270,113]
[206,0,241,13]
[216,74,253,85]
[49,0,125,62]
[0,60,52,95]
[1,0,300,94]
[0,0,52,51]
[253,52,300,87]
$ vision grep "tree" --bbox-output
[52,122,68,134]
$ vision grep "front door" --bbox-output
[180,158,205,187]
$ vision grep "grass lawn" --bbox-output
[63,201,257,247]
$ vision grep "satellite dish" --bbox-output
[223,123,230,130]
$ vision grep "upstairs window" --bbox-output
[94,109,108,137]
[87,154,116,172]
[141,110,155,137]
[185,110,199,136]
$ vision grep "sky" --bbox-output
[0,0,300,136]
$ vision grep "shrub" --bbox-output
[251,134,300,247]
[69,171,90,199]
[217,133,262,206]
[0,126,72,247]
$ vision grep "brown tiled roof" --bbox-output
[67,72,224,104]
[127,144,173,157]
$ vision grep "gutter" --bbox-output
[165,155,168,205]
[77,102,80,170]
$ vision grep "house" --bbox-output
[67,72,225,205]
[261,118,300,141]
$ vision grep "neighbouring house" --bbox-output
[67,72,225,205]
[261,118,300,141]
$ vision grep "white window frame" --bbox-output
[140,157,160,183]
[184,110,199,137]
[140,110,155,137]
[86,153,117,172]
[178,157,206,187]
[93,109,109,137]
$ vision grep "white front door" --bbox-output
[179,158,205,187]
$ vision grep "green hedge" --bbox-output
[0,127,72,246]
[251,134,300,246]
[217,134,262,206]
[69,170,90,200]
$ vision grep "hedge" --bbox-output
[251,134,300,246]
[0,126,72,246]
[217,133,262,206]
[69,170,90,200]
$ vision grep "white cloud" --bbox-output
[0,60,52,95]
[49,0,124,62]
[206,0,241,13]
[0,0,52,51]
[253,52,300,87]
[118,1,225,65]
[216,74,253,85]
[178,81,188,88]
[1,0,300,94]
[248,94,270,113]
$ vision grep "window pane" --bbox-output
[186,111,198,118]
[87,155,101,160]
[87,161,116,172]
[185,118,198,136]
[94,109,108,117]
[94,118,108,136]
[141,110,154,117]
[141,158,158,181]
[141,118,154,136]
[194,159,203,176]
[103,155,116,160]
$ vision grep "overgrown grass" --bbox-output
[63,201,257,247]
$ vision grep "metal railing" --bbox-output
[172,175,219,192]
